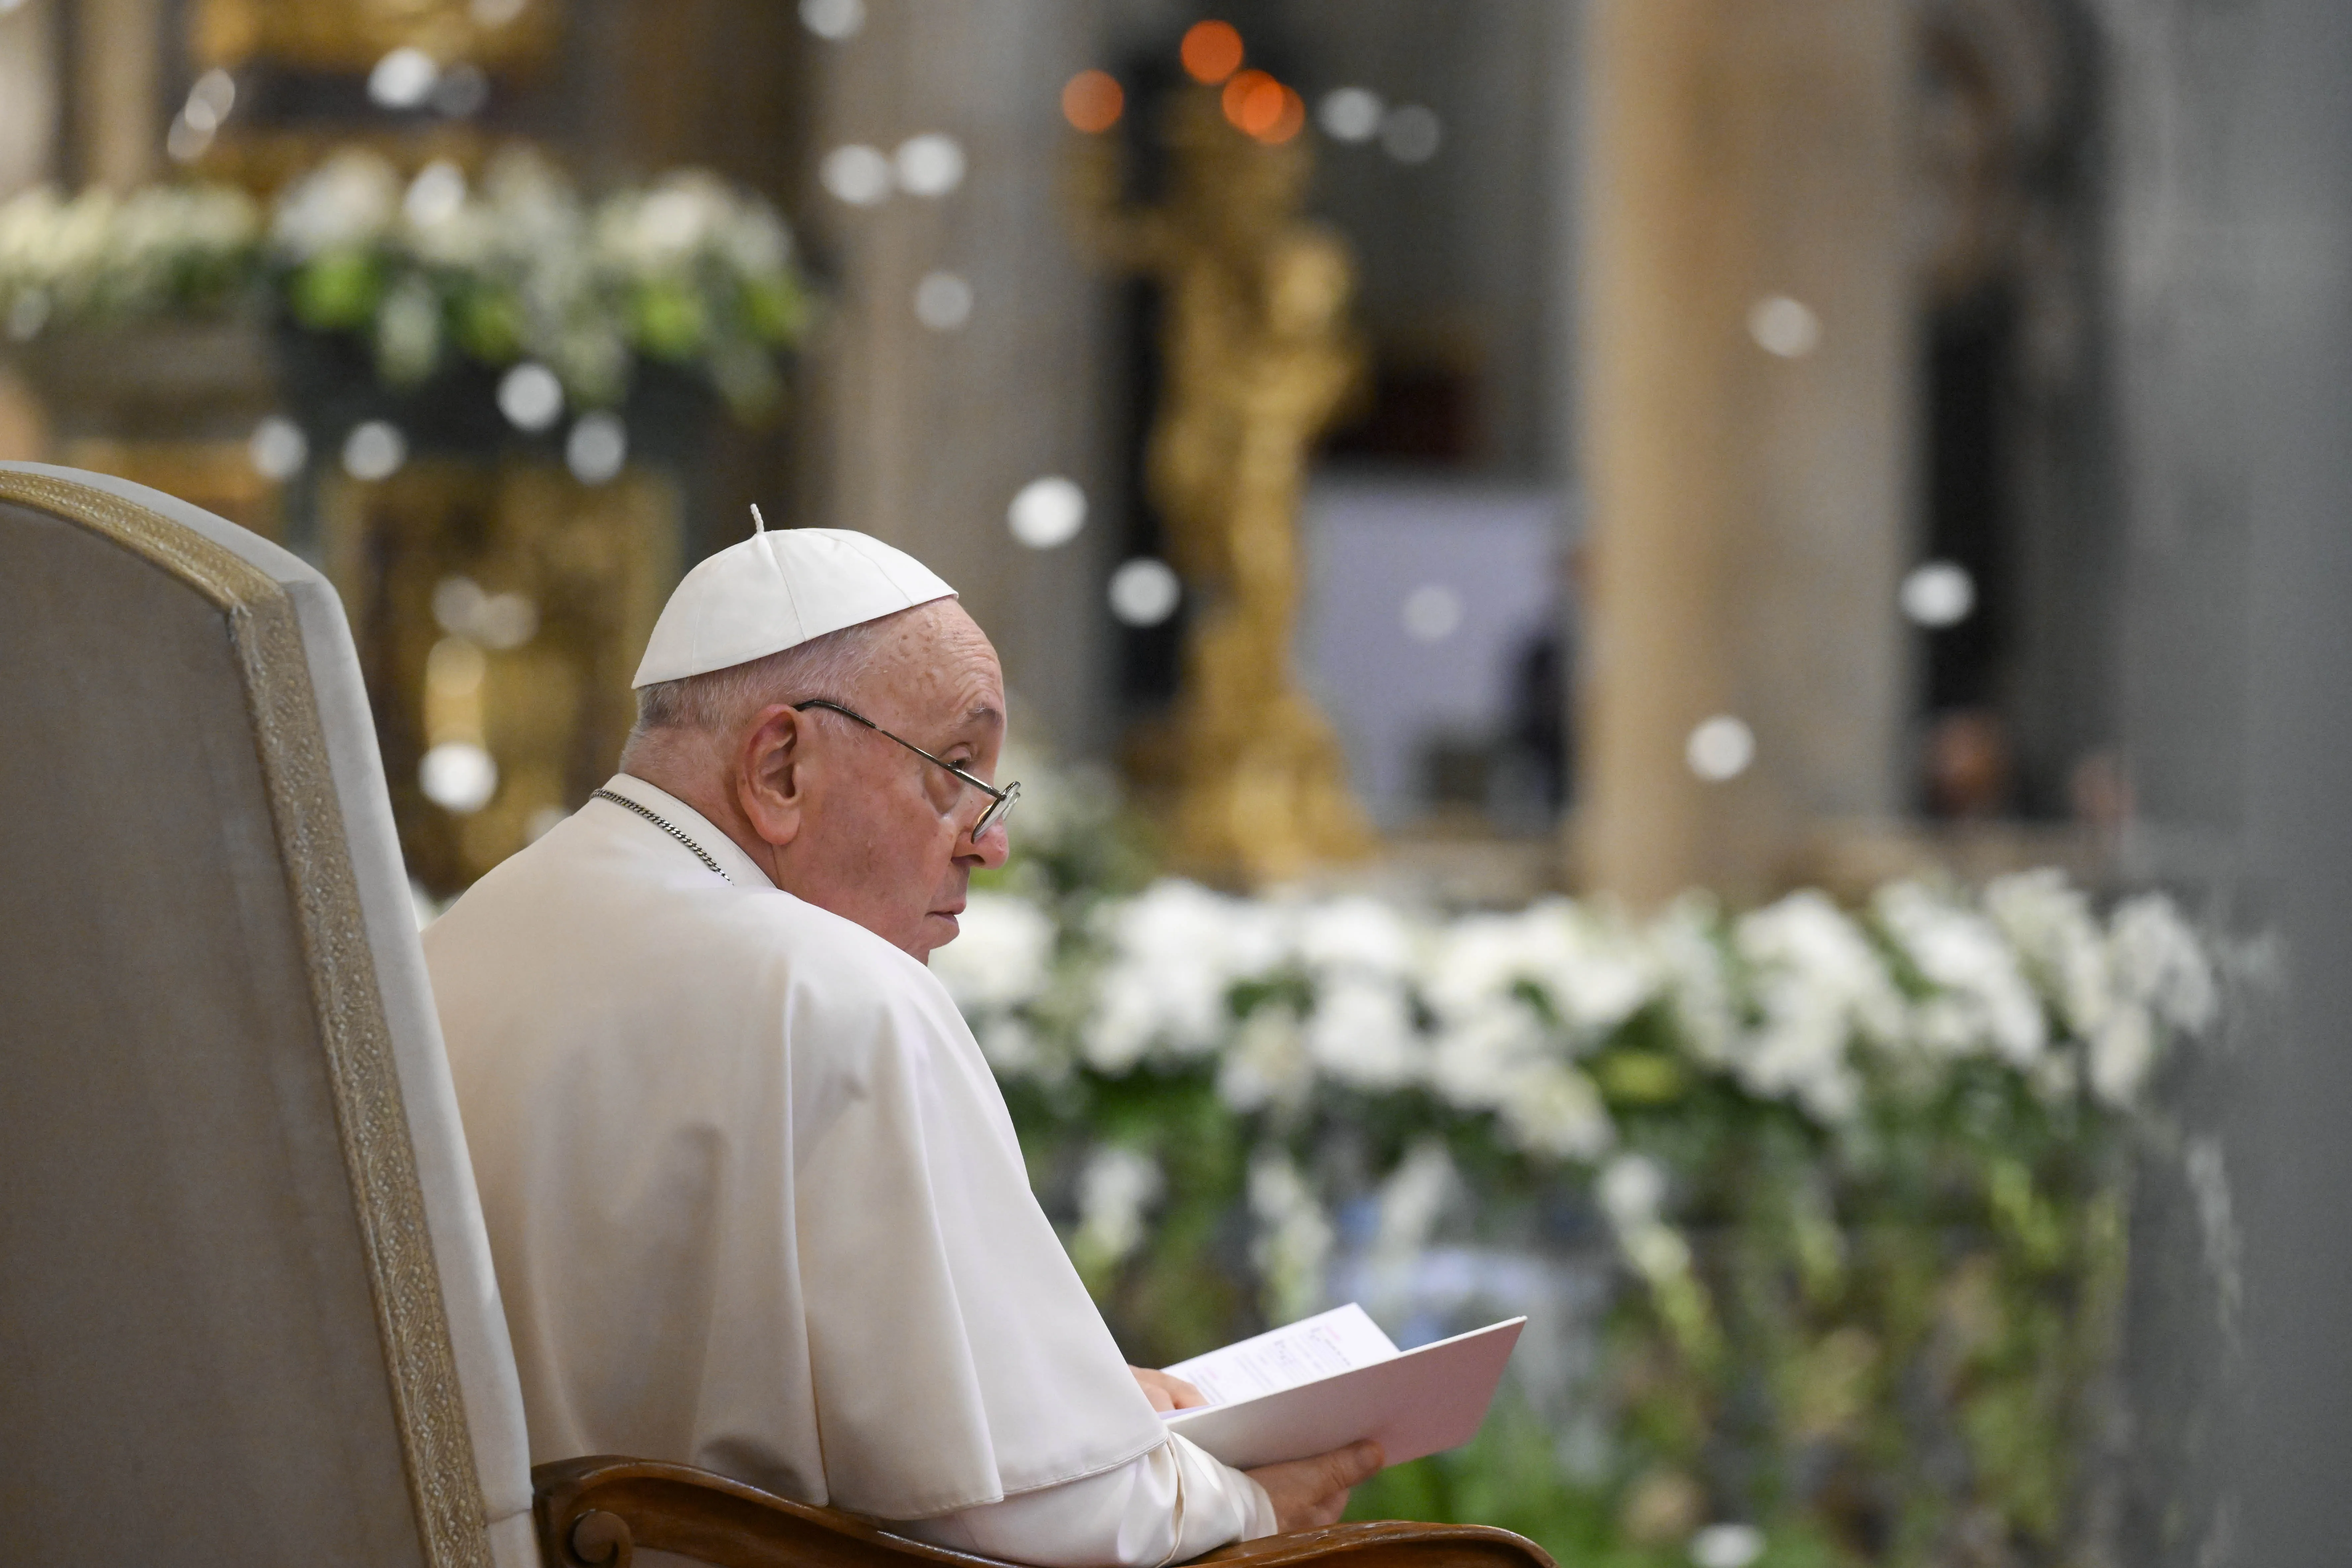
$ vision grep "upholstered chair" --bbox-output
[0,464,1551,1568]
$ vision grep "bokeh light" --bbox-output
[1401,583,1463,643]
[797,0,864,40]
[368,47,439,110]
[1900,560,1977,627]
[1007,476,1088,548]
[497,361,565,431]
[1256,87,1306,145]
[1380,104,1442,163]
[1748,295,1821,358]
[566,412,628,484]
[420,741,498,813]
[184,70,235,133]
[1318,87,1383,143]
[433,63,490,118]
[248,415,307,481]
[894,133,966,198]
[1109,558,1182,627]
[341,420,407,481]
[1063,70,1125,134]
[914,270,974,331]
[1685,715,1756,782]
[1222,71,1287,139]
[819,144,893,205]
[1181,20,1245,85]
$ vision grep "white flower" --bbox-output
[1082,880,1283,1069]
[1985,869,2115,1038]
[1216,1006,1315,1113]
[1873,881,2047,1066]
[1420,908,1558,1023]
[1650,894,1736,1065]
[1293,895,1418,980]
[1498,1061,1616,1161]
[2109,894,2217,1034]
[1303,974,1423,1090]
[1420,900,1657,1042]
[1429,999,1549,1110]
[931,889,1056,1013]
[2086,1003,2156,1107]
[1073,1146,1163,1267]
[1728,892,1898,1117]
[1599,1153,1668,1232]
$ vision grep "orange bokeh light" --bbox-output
[1062,69,1125,133]
[1254,85,1306,144]
[1220,69,1287,138]
[1180,20,1245,85]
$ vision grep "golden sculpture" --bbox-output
[1071,90,1374,886]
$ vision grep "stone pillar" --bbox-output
[1575,0,1912,905]
[800,0,1118,758]
[73,0,162,190]
[0,0,61,199]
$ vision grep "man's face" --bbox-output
[777,602,1010,961]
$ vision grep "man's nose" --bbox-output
[961,817,1011,869]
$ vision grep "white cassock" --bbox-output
[423,774,1275,1567]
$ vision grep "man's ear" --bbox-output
[737,704,810,848]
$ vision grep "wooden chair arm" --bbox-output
[532,1456,1558,1568]
[535,1457,999,1568]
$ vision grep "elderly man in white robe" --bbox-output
[424,521,1380,1568]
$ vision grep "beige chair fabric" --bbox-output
[0,464,536,1567]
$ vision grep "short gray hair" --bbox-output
[623,616,892,756]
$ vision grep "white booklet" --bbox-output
[1158,1304,1525,1471]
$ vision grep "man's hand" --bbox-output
[1245,1440,1384,1532]
[1128,1365,1209,1412]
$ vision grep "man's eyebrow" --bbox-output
[963,702,1005,728]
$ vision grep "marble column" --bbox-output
[1575,0,1912,905]
[799,0,1119,758]
[73,0,162,190]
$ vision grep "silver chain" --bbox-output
[591,788,734,884]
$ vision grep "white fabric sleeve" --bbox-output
[890,1433,1277,1568]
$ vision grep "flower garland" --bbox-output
[0,147,808,419]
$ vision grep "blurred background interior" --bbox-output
[6,0,2350,1564]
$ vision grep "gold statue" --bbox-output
[1071,90,1374,886]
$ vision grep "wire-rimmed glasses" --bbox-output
[792,698,1021,840]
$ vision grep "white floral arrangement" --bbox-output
[933,863,2217,1309]
[942,868,2213,1136]
[0,183,261,340]
[935,840,2229,1550]
[0,149,808,417]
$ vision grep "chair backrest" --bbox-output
[0,464,536,1567]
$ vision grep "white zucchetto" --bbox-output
[633,516,956,689]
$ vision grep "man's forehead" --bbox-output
[866,608,1003,726]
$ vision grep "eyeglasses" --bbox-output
[792,698,1021,841]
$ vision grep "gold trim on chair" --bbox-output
[0,470,494,1568]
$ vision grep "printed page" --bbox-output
[1162,1303,1400,1408]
